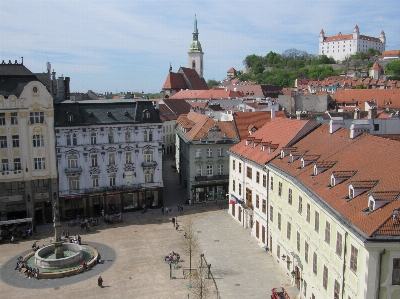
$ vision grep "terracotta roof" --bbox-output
[226,84,282,98]
[179,67,208,90]
[270,125,400,237]
[371,62,382,69]
[162,72,188,89]
[229,118,313,165]
[227,67,236,73]
[176,111,237,141]
[158,99,191,121]
[233,111,287,140]
[333,89,400,110]
[381,50,400,58]
[324,33,353,42]
[196,89,243,99]
[169,90,207,99]
[349,181,379,189]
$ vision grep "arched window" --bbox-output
[192,60,196,69]
[66,134,71,146]
[144,150,153,162]
[145,111,150,119]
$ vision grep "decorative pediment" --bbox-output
[65,149,79,156]
[88,147,100,154]
[194,160,203,166]
[216,159,224,164]
[124,163,135,171]
[107,165,118,173]
[124,145,135,151]
[106,147,117,153]
[89,167,101,175]
[64,167,83,176]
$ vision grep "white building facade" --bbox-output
[319,25,386,62]
[55,99,163,219]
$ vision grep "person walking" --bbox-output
[161,206,164,214]
[172,217,175,227]
[98,276,103,287]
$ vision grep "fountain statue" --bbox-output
[52,201,65,259]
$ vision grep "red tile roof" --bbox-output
[233,111,287,140]
[179,67,209,90]
[270,125,400,237]
[158,99,192,121]
[176,111,238,141]
[162,72,188,89]
[230,118,312,165]
[169,90,206,99]
[333,89,400,109]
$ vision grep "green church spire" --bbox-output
[189,14,202,52]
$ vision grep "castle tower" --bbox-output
[380,30,386,45]
[353,24,360,39]
[188,14,204,78]
[319,29,325,43]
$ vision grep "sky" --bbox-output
[1,1,399,94]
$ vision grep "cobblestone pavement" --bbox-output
[0,154,298,298]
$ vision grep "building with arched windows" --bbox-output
[54,99,163,219]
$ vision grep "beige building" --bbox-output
[0,62,58,224]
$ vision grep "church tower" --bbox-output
[188,14,204,78]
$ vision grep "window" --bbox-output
[2,159,9,171]
[325,221,331,244]
[287,222,291,240]
[66,134,71,146]
[125,131,131,142]
[109,175,116,186]
[277,245,281,261]
[144,150,153,162]
[196,149,201,158]
[336,232,343,256]
[68,155,78,168]
[288,188,292,205]
[298,196,303,214]
[144,169,153,183]
[108,132,114,144]
[278,213,281,230]
[143,130,148,142]
[297,231,301,252]
[11,112,18,125]
[306,204,311,222]
[263,174,266,187]
[148,130,153,141]
[256,195,260,208]
[392,259,400,285]
[34,157,45,170]
[0,136,7,148]
[313,252,318,275]
[246,166,252,179]
[232,179,235,192]
[206,165,213,176]
[14,158,21,170]
[91,133,96,145]
[12,135,19,148]
[126,152,132,164]
[245,188,252,207]
[218,148,223,157]
[305,241,309,263]
[92,175,99,187]
[69,177,79,190]
[270,206,273,222]
[323,265,328,289]
[334,280,340,299]
[32,135,44,147]
[315,211,319,232]
[218,164,223,175]
[232,159,235,170]
[72,133,77,145]
[278,182,282,196]
[197,166,202,176]
[262,199,266,214]
[256,171,260,183]
[239,183,242,196]
[350,245,358,272]
[0,113,5,125]
[91,154,98,167]
[207,148,212,157]
[270,176,274,190]
[30,112,44,123]
[239,162,242,173]
[109,153,115,165]
[304,280,307,297]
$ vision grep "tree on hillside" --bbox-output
[207,79,220,89]
[243,54,264,69]
[367,48,381,57]
[387,60,400,75]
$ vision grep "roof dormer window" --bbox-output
[67,112,73,122]
[368,199,375,211]
[348,180,379,200]
[330,171,356,187]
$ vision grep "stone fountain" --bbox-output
[52,202,64,259]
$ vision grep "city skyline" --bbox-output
[1,0,399,94]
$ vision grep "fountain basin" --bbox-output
[35,243,83,268]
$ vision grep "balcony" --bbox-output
[195,174,229,182]
[64,166,83,175]
[141,161,158,167]
[59,184,143,197]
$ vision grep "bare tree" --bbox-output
[181,217,200,286]
[190,256,213,299]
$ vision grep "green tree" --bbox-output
[367,48,381,57]
[207,79,220,89]
[355,84,366,89]
[387,60,400,75]
[243,54,263,69]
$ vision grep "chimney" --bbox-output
[354,108,360,119]
[350,120,369,139]
[329,117,344,133]
[271,107,275,119]
[368,106,377,119]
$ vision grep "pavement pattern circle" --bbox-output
[0,242,116,289]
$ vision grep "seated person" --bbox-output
[82,261,88,270]
[10,235,15,243]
